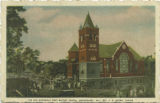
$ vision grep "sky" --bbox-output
[19,6,155,61]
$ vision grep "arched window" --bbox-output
[119,52,129,73]
[80,36,83,42]
[81,70,84,74]
[89,34,92,40]
[92,34,94,40]
[106,61,110,73]
[80,63,86,74]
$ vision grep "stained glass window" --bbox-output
[130,61,132,72]
[119,52,129,73]
[106,61,110,73]
[135,64,138,72]
[116,59,118,72]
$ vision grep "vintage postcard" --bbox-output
[0,1,160,102]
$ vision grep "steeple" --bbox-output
[83,12,94,28]
[79,12,99,63]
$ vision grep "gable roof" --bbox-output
[99,42,122,58]
[128,46,141,60]
[68,42,141,60]
[83,12,94,28]
[99,41,141,60]
[69,43,78,52]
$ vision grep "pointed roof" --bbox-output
[68,42,141,60]
[69,43,78,52]
[99,41,141,60]
[83,12,94,28]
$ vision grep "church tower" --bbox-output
[79,12,99,62]
[79,12,101,82]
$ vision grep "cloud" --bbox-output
[49,15,82,30]
[20,6,155,61]
[99,27,155,57]
[97,6,155,57]
[20,7,60,22]
[94,6,154,29]
[114,6,154,24]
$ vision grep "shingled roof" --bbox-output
[69,43,78,52]
[69,41,141,60]
[99,42,122,58]
[83,12,94,28]
[99,41,141,60]
[128,46,141,60]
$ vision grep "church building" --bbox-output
[67,13,144,88]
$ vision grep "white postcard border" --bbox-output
[0,1,160,102]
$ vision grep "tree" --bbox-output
[42,61,56,90]
[21,47,40,72]
[42,60,67,79]
[7,7,28,48]
[7,6,28,73]
[7,7,40,73]
[143,55,155,97]
[41,60,67,90]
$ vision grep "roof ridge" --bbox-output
[100,41,123,46]
[111,41,124,59]
[128,46,141,59]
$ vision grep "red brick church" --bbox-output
[67,13,144,83]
